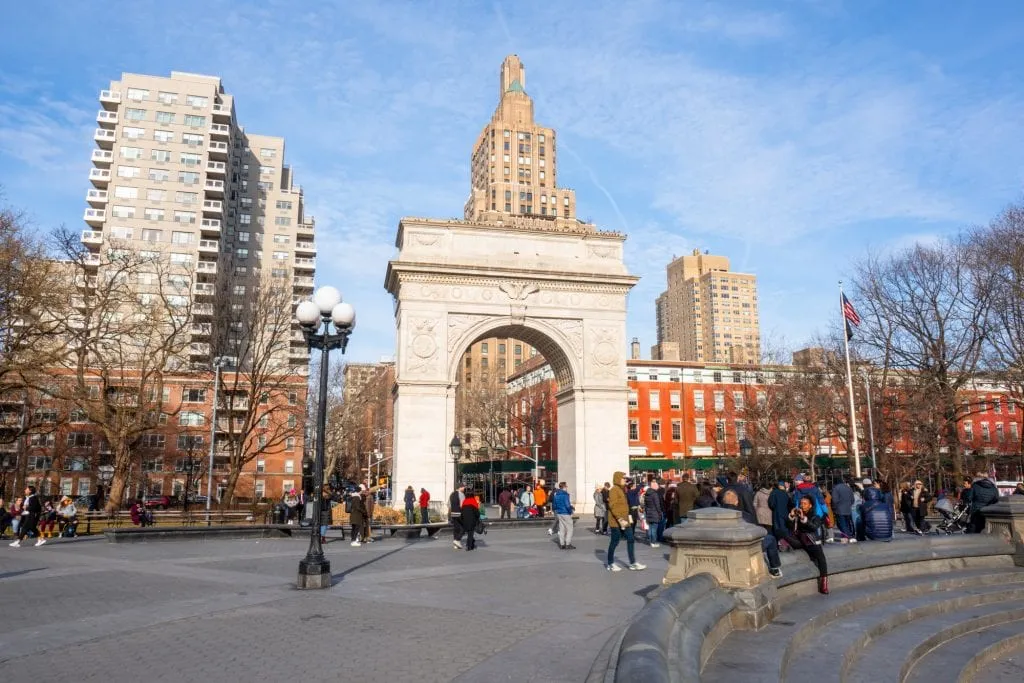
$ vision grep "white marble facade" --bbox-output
[385,217,639,512]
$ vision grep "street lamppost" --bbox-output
[449,435,463,491]
[860,367,877,476]
[295,286,356,590]
[206,356,228,526]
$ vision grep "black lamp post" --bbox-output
[294,286,355,590]
[449,435,463,491]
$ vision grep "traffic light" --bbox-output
[301,459,314,495]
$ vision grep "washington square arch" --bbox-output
[385,55,638,511]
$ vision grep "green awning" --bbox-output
[629,458,719,471]
[458,459,558,474]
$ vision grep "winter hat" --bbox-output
[862,478,873,486]
[794,474,805,483]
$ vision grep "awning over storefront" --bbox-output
[629,457,719,471]
[458,459,558,475]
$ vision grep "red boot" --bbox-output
[818,575,829,595]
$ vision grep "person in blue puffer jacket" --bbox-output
[858,485,893,541]
[551,482,575,550]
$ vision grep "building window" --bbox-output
[670,391,681,409]
[629,420,639,441]
[179,411,205,427]
[628,390,638,409]
[286,437,296,451]
[693,390,705,410]
[176,434,204,451]
[671,419,682,441]
[67,433,93,449]
[996,423,1005,442]
[715,420,726,441]
[182,387,206,403]
[649,391,660,410]
[284,459,295,474]
[713,391,725,411]
[757,391,767,408]
[981,423,991,442]
[733,391,744,410]
[963,421,973,441]
[650,420,661,441]
[126,87,149,101]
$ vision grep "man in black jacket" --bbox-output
[767,480,792,540]
[967,473,1000,533]
[449,485,465,550]
[718,471,756,520]
[10,486,42,548]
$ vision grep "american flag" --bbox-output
[842,294,860,340]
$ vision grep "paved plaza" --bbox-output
[0,525,667,682]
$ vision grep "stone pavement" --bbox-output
[0,525,667,682]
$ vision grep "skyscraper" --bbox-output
[653,249,760,364]
[85,71,315,371]
[463,55,588,231]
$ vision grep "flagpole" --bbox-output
[840,281,862,479]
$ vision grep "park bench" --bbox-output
[380,522,449,538]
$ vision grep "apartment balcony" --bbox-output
[198,239,219,255]
[191,322,212,337]
[209,123,230,138]
[293,276,314,289]
[75,274,98,289]
[91,149,113,167]
[207,141,229,158]
[226,398,249,411]
[83,208,106,226]
[85,189,108,207]
[193,303,214,316]
[294,242,316,255]
[206,160,226,176]
[81,230,103,246]
[189,342,210,356]
[297,222,315,238]
[200,218,221,235]
[293,256,315,271]
[193,282,216,297]
[88,168,111,187]
[96,110,118,127]
[211,103,231,120]
[99,89,121,107]
[202,199,223,215]
[82,253,101,268]
[289,348,310,362]
[197,260,218,274]
[203,179,225,197]
[93,128,116,149]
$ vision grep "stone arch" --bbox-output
[386,217,638,512]
[446,317,580,390]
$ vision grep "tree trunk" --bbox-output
[105,448,133,512]
[219,465,242,511]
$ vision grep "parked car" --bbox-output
[142,494,173,510]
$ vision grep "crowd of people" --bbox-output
[1,486,80,547]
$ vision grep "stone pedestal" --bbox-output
[662,507,768,588]
[663,507,774,628]
[297,558,332,589]
[982,497,1024,567]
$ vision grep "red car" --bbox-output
[142,494,172,510]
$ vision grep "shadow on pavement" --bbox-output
[330,544,411,585]
[0,567,47,580]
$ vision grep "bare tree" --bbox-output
[212,276,305,506]
[971,203,1024,456]
[44,229,195,511]
[851,240,993,478]
[456,372,511,460]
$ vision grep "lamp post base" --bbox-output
[296,558,332,589]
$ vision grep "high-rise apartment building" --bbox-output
[85,71,315,371]
[653,249,760,364]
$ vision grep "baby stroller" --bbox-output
[934,497,969,534]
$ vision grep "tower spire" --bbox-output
[500,54,526,98]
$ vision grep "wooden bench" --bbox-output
[380,522,449,538]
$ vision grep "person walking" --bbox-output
[348,487,368,547]
[676,474,698,522]
[784,496,830,594]
[460,490,481,551]
[626,478,640,535]
[403,486,416,525]
[753,481,773,533]
[911,480,931,533]
[768,480,792,541]
[497,487,512,519]
[419,487,431,524]
[605,472,646,572]
[10,486,42,548]
[449,484,465,549]
[552,482,575,549]
[593,484,608,534]
[831,478,855,538]
[534,479,548,518]
[899,482,918,534]
[643,480,665,547]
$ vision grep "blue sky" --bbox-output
[3,1,1024,363]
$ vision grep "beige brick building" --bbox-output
[86,71,315,372]
[653,249,760,364]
